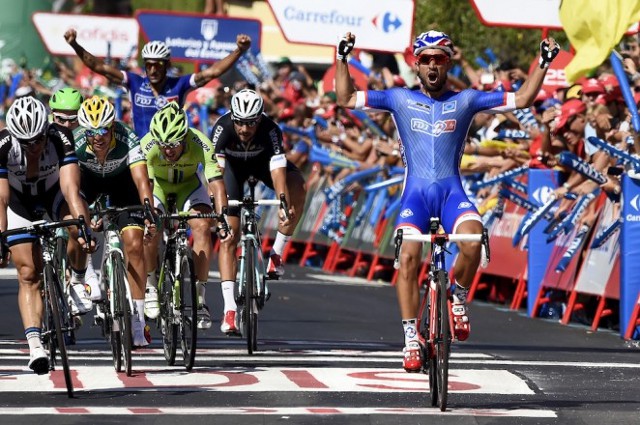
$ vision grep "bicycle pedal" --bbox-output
[267,272,280,280]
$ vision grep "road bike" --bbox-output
[394,218,489,411]
[92,201,148,376]
[228,176,288,355]
[157,194,221,371]
[2,216,90,398]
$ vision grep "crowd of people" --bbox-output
[0,15,638,375]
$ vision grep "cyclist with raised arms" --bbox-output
[71,95,156,347]
[64,29,251,138]
[141,102,231,329]
[335,31,559,371]
[0,97,94,374]
[210,89,306,335]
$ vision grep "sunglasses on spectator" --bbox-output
[418,53,450,65]
[85,127,110,138]
[52,113,78,124]
[232,118,259,127]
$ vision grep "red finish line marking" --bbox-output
[282,370,329,388]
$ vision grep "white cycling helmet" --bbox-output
[230,89,264,121]
[141,40,171,61]
[6,96,48,142]
[413,30,454,57]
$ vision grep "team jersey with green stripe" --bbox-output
[73,121,145,177]
[140,127,223,184]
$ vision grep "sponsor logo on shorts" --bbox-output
[400,208,413,218]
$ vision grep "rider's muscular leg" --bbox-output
[189,208,213,282]
[11,244,44,329]
[65,222,87,272]
[218,215,240,282]
[143,230,159,276]
[122,228,145,300]
[396,241,422,319]
[280,171,307,235]
[452,220,483,288]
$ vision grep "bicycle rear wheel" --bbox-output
[160,256,177,365]
[242,242,258,355]
[435,269,450,411]
[44,265,74,398]
[179,253,197,371]
[114,258,132,376]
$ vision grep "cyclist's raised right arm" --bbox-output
[64,29,125,84]
[335,32,358,109]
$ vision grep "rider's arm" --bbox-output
[514,38,559,108]
[0,179,8,233]
[335,33,358,109]
[268,126,289,205]
[64,29,125,84]
[0,131,10,232]
[193,34,251,87]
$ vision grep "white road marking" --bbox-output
[0,406,557,417]
[0,366,533,394]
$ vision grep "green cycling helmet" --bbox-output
[49,87,83,111]
[149,101,188,147]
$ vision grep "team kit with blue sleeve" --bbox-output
[122,71,197,138]
[356,88,516,234]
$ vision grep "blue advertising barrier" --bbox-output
[135,11,262,62]
[621,174,640,338]
[527,169,559,316]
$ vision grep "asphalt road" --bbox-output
[0,264,638,424]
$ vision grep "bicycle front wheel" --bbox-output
[160,256,177,365]
[242,242,258,355]
[179,253,197,371]
[425,289,438,407]
[436,269,450,411]
[44,264,73,398]
[114,258,132,376]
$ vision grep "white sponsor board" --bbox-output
[32,12,139,58]
[266,0,414,53]
[573,199,619,295]
[471,0,639,33]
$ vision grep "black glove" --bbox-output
[336,34,354,62]
[539,39,559,69]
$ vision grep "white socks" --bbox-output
[271,231,291,256]
[221,280,236,312]
[402,318,418,346]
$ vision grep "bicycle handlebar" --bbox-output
[157,212,221,221]
[1,216,91,250]
[227,199,281,207]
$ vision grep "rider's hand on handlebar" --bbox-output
[278,206,295,227]
[90,217,103,232]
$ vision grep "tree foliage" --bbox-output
[413,0,568,70]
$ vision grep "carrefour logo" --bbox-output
[532,186,554,205]
[372,12,402,33]
[627,194,640,222]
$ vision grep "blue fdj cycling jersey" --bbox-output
[123,71,197,138]
[360,87,515,233]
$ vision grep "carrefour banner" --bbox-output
[135,11,261,62]
[266,0,415,53]
[621,175,640,338]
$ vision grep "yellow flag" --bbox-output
[560,0,640,83]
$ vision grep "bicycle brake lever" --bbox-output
[279,193,290,220]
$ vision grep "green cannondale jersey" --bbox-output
[140,127,222,184]
[73,121,145,177]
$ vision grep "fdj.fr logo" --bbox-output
[410,118,455,136]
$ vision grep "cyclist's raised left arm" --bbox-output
[194,34,251,87]
[335,32,358,109]
[514,37,559,108]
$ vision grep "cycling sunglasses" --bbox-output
[232,118,259,128]
[52,113,78,124]
[417,53,450,66]
[16,133,46,146]
[85,127,110,138]
[156,139,182,148]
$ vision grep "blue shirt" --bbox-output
[122,71,197,138]
[362,88,514,180]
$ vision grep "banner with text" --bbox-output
[267,0,414,53]
[135,11,261,62]
[32,12,138,59]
